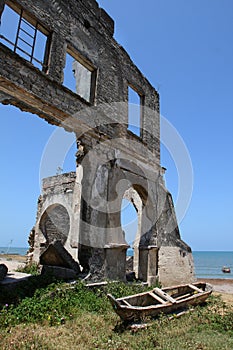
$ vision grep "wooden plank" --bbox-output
[188,284,203,293]
[175,293,191,301]
[149,292,167,304]
[154,288,177,304]
[121,299,132,307]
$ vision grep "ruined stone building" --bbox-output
[0,0,194,286]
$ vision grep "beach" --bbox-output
[197,278,233,305]
[198,278,233,294]
[0,254,27,272]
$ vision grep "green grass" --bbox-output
[0,279,232,349]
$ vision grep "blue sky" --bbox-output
[0,0,233,250]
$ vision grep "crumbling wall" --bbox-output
[33,172,78,261]
[0,0,194,286]
[0,0,159,155]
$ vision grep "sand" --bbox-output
[197,278,233,305]
[198,278,233,294]
[0,254,27,272]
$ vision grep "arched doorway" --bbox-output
[121,198,138,252]
[121,187,143,279]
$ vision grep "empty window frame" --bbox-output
[0,2,50,71]
[63,48,96,103]
[128,86,144,137]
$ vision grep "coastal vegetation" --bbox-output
[0,279,232,349]
[16,262,40,276]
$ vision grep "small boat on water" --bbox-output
[222,266,231,273]
[108,282,212,322]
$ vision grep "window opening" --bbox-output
[0,3,50,71]
[63,49,96,103]
[128,86,143,137]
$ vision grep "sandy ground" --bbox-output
[198,278,233,294]
[0,254,27,272]
[197,278,233,305]
[0,255,233,305]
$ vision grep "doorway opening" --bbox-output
[121,198,138,255]
[121,187,143,280]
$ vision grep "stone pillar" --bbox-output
[48,34,66,83]
[70,165,83,250]
[104,243,129,280]
[138,245,158,285]
[142,93,160,155]
[133,247,139,278]
[138,247,149,282]
[147,245,158,286]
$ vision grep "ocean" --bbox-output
[0,248,232,280]
[0,246,28,256]
[193,251,233,279]
[127,249,233,279]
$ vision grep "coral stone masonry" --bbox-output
[0,0,195,286]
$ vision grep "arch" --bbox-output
[132,184,148,204]
[121,187,143,279]
[39,204,70,245]
[122,187,143,247]
[121,198,138,249]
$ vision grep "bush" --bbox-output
[0,281,107,327]
[16,262,40,275]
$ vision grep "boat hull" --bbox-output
[108,282,212,322]
[222,267,231,273]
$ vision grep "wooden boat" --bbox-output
[222,266,231,273]
[108,282,212,322]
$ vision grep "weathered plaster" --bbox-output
[0,0,195,286]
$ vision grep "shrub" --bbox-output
[16,262,40,275]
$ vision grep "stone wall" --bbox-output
[0,0,159,155]
[33,172,78,261]
[0,0,194,286]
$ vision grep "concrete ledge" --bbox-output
[104,243,129,250]
[0,271,31,285]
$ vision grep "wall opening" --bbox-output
[121,188,144,279]
[0,2,50,71]
[128,86,143,137]
[63,47,96,103]
[121,197,139,279]
[121,198,138,254]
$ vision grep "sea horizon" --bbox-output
[1,247,232,252]
[0,247,232,280]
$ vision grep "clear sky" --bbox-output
[0,0,232,250]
